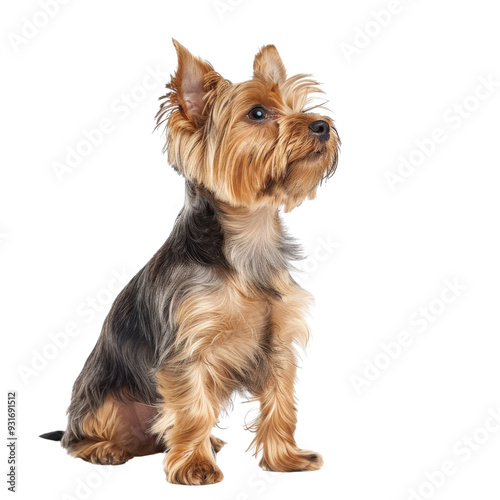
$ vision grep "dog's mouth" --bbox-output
[294,144,329,164]
[306,148,327,159]
[286,141,338,181]
[285,147,329,177]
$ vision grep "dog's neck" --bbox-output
[185,182,300,291]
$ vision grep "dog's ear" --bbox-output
[253,45,287,84]
[169,39,215,126]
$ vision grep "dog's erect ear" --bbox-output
[253,45,287,84]
[170,39,215,126]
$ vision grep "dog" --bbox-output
[41,40,339,485]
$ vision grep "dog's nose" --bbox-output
[308,120,330,143]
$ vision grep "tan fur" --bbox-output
[156,42,339,212]
[254,45,287,84]
[152,245,315,481]
[248,281,322,471]
[69,397,161,465]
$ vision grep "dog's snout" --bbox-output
[308,120,330,143]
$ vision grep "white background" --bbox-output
[2,0,500,499]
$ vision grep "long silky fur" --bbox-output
[45,40,340,485]
[60,180,301,450]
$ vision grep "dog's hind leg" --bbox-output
[67,396,163,465]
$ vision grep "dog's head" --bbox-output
[157,40,339,212]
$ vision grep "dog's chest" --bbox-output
[174,274,275,357]
[217,280,273,347]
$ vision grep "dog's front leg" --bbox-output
[251,343,323,472]
[155,361,224,485]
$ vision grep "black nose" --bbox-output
[308,120,330,142]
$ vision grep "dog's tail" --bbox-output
[39,430,64,441]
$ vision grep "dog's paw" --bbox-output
[166,458,224,485]
[71,440,131,465]
[164,447,224,485]
[259,448,323,472]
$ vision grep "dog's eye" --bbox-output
[248,106,268,121]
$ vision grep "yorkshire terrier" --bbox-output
[41,40,339,485]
